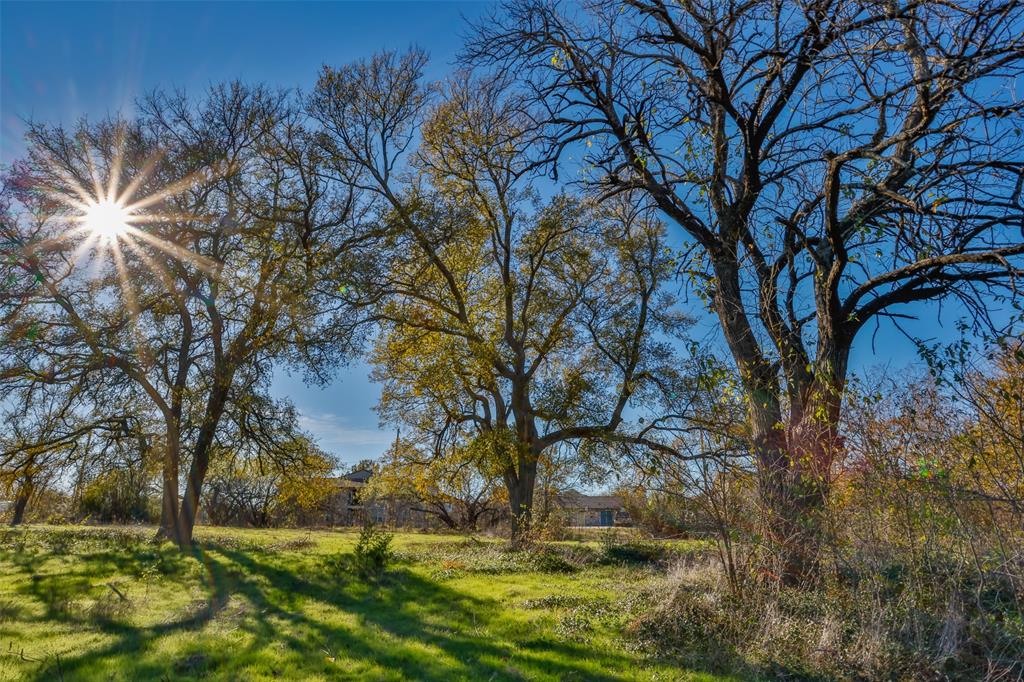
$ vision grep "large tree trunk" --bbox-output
[9,480,33,526]
[157,426,183,545]
[176,384,229,548]
[176,454,208,549]
[712,253,846,585]
[754,438,828,585]
[505,459,537,544]
[749,378,844,585]
[176,440,212,547]
[747,388,806,584]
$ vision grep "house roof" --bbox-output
[329,477,364,489]
[557,490,624,510]
[343,469,373,483]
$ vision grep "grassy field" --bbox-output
[0,525,729,681]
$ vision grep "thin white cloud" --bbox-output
[297,410,394,462]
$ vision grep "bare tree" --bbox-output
[468,0,1024,580]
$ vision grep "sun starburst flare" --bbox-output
[30,141,220,281]
[80,198,134,243]
[14,138,225,365]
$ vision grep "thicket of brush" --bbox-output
[626,353,1024,680]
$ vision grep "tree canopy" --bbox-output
[309,54,688,535]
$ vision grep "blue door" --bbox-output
[600,510,614,526]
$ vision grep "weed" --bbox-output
[324,524,395,581]
[556,610,594,641]
[89,588,131,624]
[599,540,667,566]
[405,540,589,575]
[42,529,76,554]
[529,546,578,573]
[521,595,603,610]
[269,536,316,552]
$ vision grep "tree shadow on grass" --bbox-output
[6,537,643,681]
[0,538,232,680]
[210,542,639,680]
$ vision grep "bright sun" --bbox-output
[82,199,133,242]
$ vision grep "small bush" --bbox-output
[352,524,393,579]
[529,546,579,573]
[628,582,744,672]
[538,590,648,644]
[556,610,594,641]
[599,539,667,566]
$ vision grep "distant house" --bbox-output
[323,469,433,527]
[324,469,385,525]
[557,490,630,527]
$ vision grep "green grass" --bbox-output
[0,525,728,681]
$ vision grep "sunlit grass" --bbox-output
[0,525,727,681]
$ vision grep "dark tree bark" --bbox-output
[176,363,231,547]
[505,458,538,542]
[9,480,33,526]
[157,426,184,545]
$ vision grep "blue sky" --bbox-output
[2,1,973,468]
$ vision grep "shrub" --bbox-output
[78,468,157,524]
[352,524,393,579]
[626,560,1024,681]
[528,546,578,573]
[598,538,668,566]
[556,610,594,641]
[627,580,745,673]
